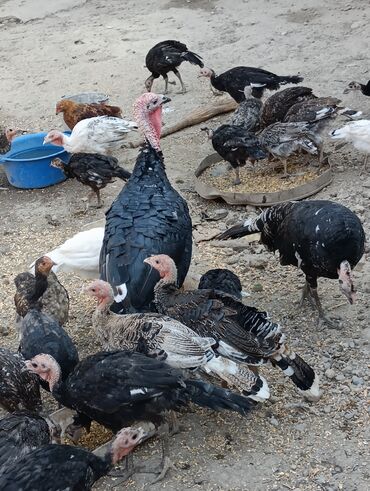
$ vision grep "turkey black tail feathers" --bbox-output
[272,352,320,401]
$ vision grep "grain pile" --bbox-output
[200,158,330,193]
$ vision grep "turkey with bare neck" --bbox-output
[100,93,192,312]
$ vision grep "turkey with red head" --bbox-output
[99,93,192,312]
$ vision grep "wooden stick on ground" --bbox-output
[129,98,238,148]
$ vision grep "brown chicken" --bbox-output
[0,127,26,154]
[55,99,123,130]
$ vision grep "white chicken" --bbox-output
[43,116,138,154]
[29,228,104,278]
[330,119,370,170]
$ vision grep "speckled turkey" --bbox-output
[214,200,365,326]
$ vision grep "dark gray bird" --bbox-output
[0,348,41,413]
[214,200,365,326]
[0,411,61,474]
[0,426,146,491]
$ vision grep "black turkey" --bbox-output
[145,40,203,94]
[214,200,365,326]
[100,92,192,313]
[199,66,303,102]
[201,124,267,185]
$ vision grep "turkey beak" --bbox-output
[343,88,350,94]
[161,96,171,105]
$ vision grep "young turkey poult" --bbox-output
[144,254,320,401]
[15,256,69,326]
[199,66,303,102]
[100,93,192,313]
[0,348,41,413]
[213,200,365,327]
[258,119,327,177]
[228,86,263,132]
[15,257,79,390]
[51,154,131,209]
[201,124,268,185]
[29,227,104,279]
[26,351,254,482]
[43,116,138,154]
[330,119,370,170]
[198,268,243,300]
[0,411,61,474]
[83,279,269,403]
[145,40,204,94]
[344,80,370,97]
[0,426,147,491]
[260,86,316,128]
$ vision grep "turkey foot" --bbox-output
[309,286,342,329]
[233,167,241,185]
[135,424,173,484]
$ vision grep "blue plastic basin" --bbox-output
[0,132,70,189]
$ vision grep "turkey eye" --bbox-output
[91,288,96,292]
[153,99,158,104]
[32,362,38,368]
[132,433,138,440]
[155,260,159,264]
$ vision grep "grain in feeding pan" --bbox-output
[195,153,333,206]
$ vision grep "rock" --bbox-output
[323,406,332,414]
[325,368,336,379]
[225,256,239,265]
[351,376,364,386]
[211,208,229,221]
[335,373,345,382]
[251,283,263,292]
[0,245,11,255]
[240,252,268,269]
[269,416,279,427]
[210,162,230,177]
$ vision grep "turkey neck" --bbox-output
[129,145,170,187]
[153,276,178,312]
[30,270,49,306]
[92,298,114,349]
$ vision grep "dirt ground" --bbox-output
[0,0,369,490]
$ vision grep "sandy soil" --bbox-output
[0,0,369,490]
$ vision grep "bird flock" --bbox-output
[0,39,368,490]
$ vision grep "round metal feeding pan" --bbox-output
[194,153,333,207]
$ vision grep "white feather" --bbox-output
[52,116,138,154]
[29,227,104,278]
[330,119,370,154]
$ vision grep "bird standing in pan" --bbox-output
[201,124,268,184]
[213,200,365,327]
[198,66,303,102]
[145,40,204,94]
[100,93,192,312]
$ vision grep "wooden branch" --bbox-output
[129,98,238,148]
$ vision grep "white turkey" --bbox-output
[43,116,138,154]
[330,119,370,170]
[29,227,104,279]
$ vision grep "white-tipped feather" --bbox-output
[299,373,321,402]
[29,227,104,278]
[204,356,270,401]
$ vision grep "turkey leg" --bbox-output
[233,166,241,185]
[134,421,174,483]
[173,68,186,94]
[308,285,341,328]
